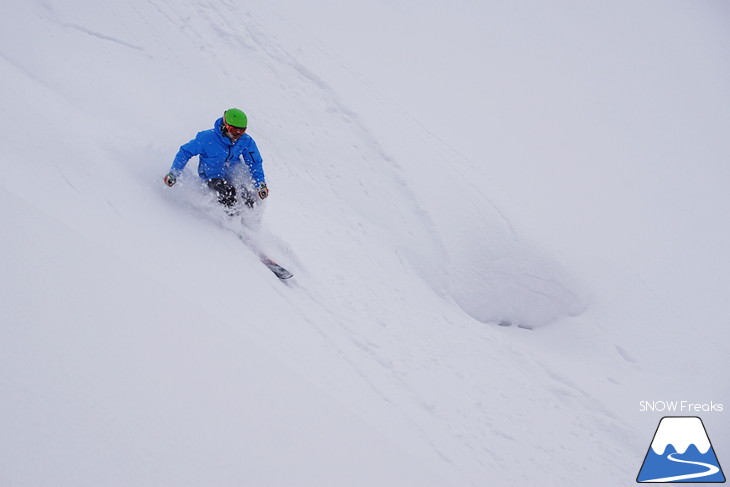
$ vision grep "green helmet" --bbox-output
[223,108,248,128]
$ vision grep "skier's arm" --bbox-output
[242,139,266,188]
[169,137,202,177]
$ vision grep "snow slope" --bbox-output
[1,1,728,486]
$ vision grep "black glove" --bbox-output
[257,183,269,199]
[163,173,177,187]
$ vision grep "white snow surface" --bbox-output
[1,1,729,486]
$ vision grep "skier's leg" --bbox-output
[208,178,241,216]
[207,178,237,208]
[239,186,257,209]
[228,165,257,209]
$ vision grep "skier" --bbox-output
[163,108,269,214]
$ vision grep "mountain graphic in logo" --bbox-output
[637,416,725,483]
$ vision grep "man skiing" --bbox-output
[163,108,269,213]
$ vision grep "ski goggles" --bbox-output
[225,123,247,136]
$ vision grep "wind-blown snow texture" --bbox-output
[1,1,729,486]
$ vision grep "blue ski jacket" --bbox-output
[169,117,265,186]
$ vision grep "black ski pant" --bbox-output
[207,178,256,209]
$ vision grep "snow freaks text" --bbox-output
[639,401,724,413]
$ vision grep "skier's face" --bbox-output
[224,122,246,141]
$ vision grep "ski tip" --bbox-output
[262,259,294,280]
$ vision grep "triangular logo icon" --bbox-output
[637,416,725,483]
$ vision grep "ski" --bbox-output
[235,232,294,280]
[259,256,294,280]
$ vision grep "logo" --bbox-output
[637,416,725,483]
